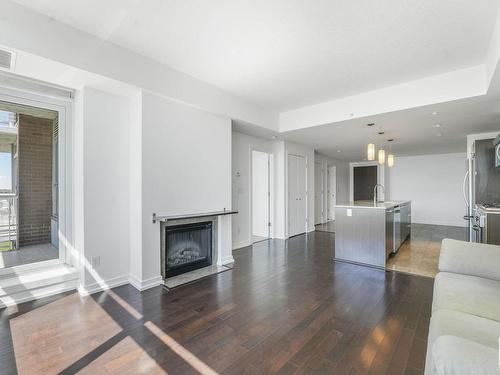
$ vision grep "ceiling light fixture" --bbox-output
[431,111,439,116]
[433,124,441,128]
[387,154,395,168]
[436,133,443,137]
[367,143,375,161]
[378,149,386,164]
[337,149,341,153]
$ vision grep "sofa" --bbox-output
[425,239,500,375]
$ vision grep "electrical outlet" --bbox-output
[91,256,100,268]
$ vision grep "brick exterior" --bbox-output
[18,114,53,247]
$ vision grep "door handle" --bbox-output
[462,170,469,207]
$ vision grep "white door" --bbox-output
[328,166,336,221]
[314,162,323,225]
[252,151,270,241]
[296,156,307,234]
[288,155,297,236]
[288,154,307,237]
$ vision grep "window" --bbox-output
[0,150,13,193]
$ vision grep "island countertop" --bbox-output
[335,200,411,210]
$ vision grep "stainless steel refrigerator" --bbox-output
[464,137,500,243]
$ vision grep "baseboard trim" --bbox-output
[129,274,163,292]
[232,240,252,250]
[78,275,130,296]
[412,220,467,228]
[217,256,235,266]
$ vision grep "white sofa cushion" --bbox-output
[430,335,498,375]
[432,272,500,322]
[439,239,500,281]
[425,309,500,374]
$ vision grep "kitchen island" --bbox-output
[334,200,411,268]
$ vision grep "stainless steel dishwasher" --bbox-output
[393,205,401,253]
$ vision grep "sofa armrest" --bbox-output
[439,239,500,281]
[430,335,499,375]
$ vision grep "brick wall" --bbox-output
[18,114,53,247]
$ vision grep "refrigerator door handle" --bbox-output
[463,170,470,207]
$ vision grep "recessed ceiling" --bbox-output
[11,0,500,111]
[281,94,500,160]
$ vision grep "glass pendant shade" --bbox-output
[387,154,394,167]
[378,149,386,164]
[367,143,375,161]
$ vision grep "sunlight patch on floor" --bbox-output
[145,320,219,375]
[10,293,123,374]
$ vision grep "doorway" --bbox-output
[0,102,59,268]
[314,162,324,225]
[288,154,307,237]
[353,165,378,201]
[251,151,272,244]
[327,166,336,221]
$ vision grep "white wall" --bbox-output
[388,152,467,227]
[140,92,233,286]
[314,153,349,205]
[251,151,269,238]
[81,87,131,292]
[232,132,275,248]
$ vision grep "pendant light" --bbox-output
[367,143,375,161]
[378,149,386,164]
[366,123,376,161]
[387,154,394,167]
[387,138,395,168]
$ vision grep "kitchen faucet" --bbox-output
[373,184,385,205]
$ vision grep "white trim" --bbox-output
[129,274,163,291]
[78,275,130,296]
[0,258,63,276]
[349,161,385,202]
[232,240,252,250]
[217,255,235,266]
[0,84,73,270]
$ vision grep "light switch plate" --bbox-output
[347,209,352,217]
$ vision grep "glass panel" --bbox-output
[0,151,12,192]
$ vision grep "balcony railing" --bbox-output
[0,193,17,251]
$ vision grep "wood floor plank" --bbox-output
[0,225,465,375]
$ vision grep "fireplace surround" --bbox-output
[161,216,218,279]
[163,221,213,277]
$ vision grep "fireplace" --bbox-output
[162,221,213,278]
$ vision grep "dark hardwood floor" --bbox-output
[0,231,433,375]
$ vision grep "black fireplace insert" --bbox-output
[164,221,213,277]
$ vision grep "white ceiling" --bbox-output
[279,94,500,160]
[11,0,500,111]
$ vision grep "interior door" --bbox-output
[328,166,336,221]
[288,154,307,237]
[296,155,307,235]
[288,155,298,236]
[314,162,323,225]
